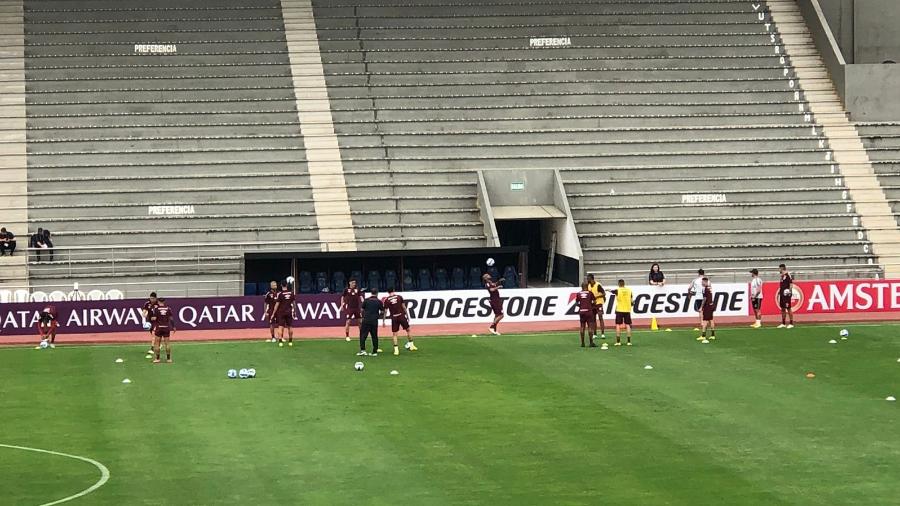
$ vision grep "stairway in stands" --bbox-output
[23,0,316,289]
[309,0,879,281]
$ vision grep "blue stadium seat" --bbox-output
[257,282,269,295]
[488,265,500,280]
[417,268,433,291]
[502,266,519,289]
[450,267,466,290]
[331,271,346,293]
[298,271,313,294]
[384,270,398,291]
[468,267,482,289]
[434,268,449,290]
[350,270,363,287]
[367,270,382,291]
[402,269,415,291]
[315,272,328,293]
[244,283,257,296]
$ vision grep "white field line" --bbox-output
[0,443,110,506]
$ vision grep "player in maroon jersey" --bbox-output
[35,304,59,349]
[777,264,795,328]
[150,298,176,363]
[270,280,296,347]
[262,280,279,342]
[575,283,598,348]
[697,278,717,342]
[341,279,363,341]
[382,287,417,356]
[483,273,506,335]
[141,292,159,355]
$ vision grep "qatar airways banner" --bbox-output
[0,284,749,336]
[760,279,900,315]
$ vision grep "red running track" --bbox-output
[2,312,897,346]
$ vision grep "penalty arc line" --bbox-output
[0,443,110,506]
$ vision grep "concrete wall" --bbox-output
[843,64,900,120]
[818,0,900,63]
[481,169,554,207]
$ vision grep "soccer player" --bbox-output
[141,291,159,355]
[151,298,175,363]
[749,269,763,328]
[483,273,506,335]
[697,278,717,341]
[341,279,363,342]
[586,274,606,339]
[262,280,279,342]
[576,283,598,348]
[383,287,416,356]
[777,264,795,328]
[270,280,296,347]
[687,269,705,328]
[610,279,633,346]
[36,304,58,349]
[358,288,383,356]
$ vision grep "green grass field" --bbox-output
[1,325,898,505]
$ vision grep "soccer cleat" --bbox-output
[376,348,383,353]
[49,344,55,349]
[701,339,710,344]
[600,334,606,339]
[709,336,716,340]
[626,342,632,346]
[393,346,400,356]
[166,358,173,363]
[407,343,418,351]
[614,342,622,347]
[152,359,161,364]
[488,327,499,335]
[356,350,367,356]
[34,345,41,350]
[345,336,351,342]
[147,349,154,354]
[370,352,378,357]
[786,324,794,329]
[696,336,705,341]
[592,334,598,340]
[777,324,786,328]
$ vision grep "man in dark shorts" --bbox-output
[483,273,506,335]
[151,298,176,363]
[777,264,795,328]
[36,304,58,349]
[383,287,416,356]
[341,279,363,342]
[697,278,717,342]
[749,269,763,328]
[262,280,279,342]
[358,288,383,356]
[270,280,296,347]
[141,292,159,356]
[576,283,598,348]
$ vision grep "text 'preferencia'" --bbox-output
[529,37,572,47]
[134,44,177,54]
[148,205,195,216]
[681,194,727,204]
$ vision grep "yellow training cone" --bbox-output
[650,317,659,331]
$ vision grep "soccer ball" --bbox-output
[286,275,295,285]
[238,368,250,379]
[404,341,412,350]
[39,340,49,349]
[247,368,256,378]
[142,321,152,330]
[354,361,365,371]
[839,329,849,338]
[227,369,238,379]
[486,257,495,267]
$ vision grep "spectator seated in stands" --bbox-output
[0,227,15,256]
[30,227,48,262]
[649,263,666,286]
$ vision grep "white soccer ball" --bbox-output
[839,329,849,338]
[247,368,256,378]
[227,369,238,379]
[238,368,250,379]
[486,258,495,267]
[354,361,364,371]
[39,340,49,349]
[142,321,152,330]
[286,275,295,284]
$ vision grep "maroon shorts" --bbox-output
[275,314,293,327]
[579,311,594,325]
[155,328,171,339]
[344,309,361,320]
[702,307,715,321]
[391,316,410,333]
[490,300,503,316]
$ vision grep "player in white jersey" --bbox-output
[749,269,763,328]
[687,268,706,328]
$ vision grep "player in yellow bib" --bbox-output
[610,279,633,346]
[586,274,606,340]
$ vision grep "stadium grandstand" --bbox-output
[0,0,898,298]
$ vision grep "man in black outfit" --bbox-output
[0,227,15,256]
[357,288,384,356]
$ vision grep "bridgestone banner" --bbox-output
[0,284,749,336]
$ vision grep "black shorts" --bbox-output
[615,312,632,325]
[693,299,703,312]
[155,328,171,339]
[391,316,410,333]
[344,309,361,321]
[275,314,293,327]
[702,308,715,321]
[752,298,762,311]
[778,292,792,310]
